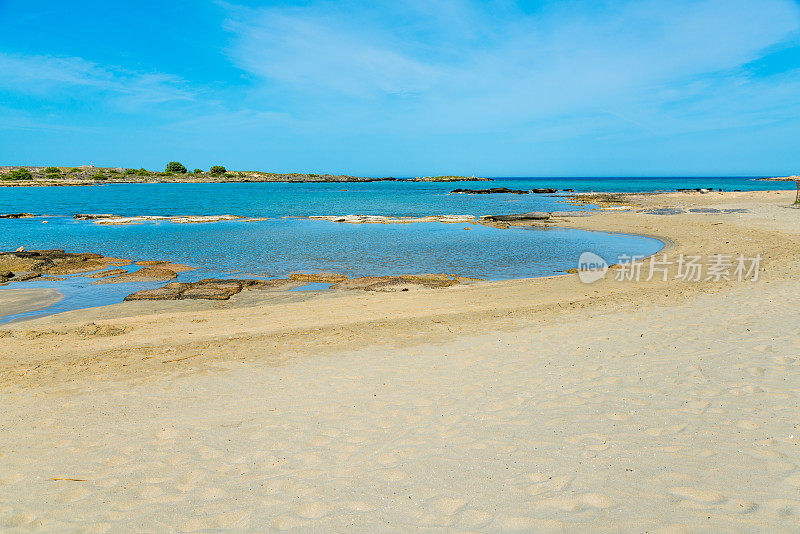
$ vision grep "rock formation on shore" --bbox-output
[0,249,132,284]
[481,212,552,222]
[124,272,476,300]
[451,187,530,195]
[124,278,300,301]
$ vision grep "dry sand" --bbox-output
[0,190,799,532]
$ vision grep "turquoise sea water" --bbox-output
[0,177,791,321]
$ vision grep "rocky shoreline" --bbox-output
[0,247,484,305]
[0,166,492,186]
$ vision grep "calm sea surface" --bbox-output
[0,177,790,320]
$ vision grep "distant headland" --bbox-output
[0,163,492,186]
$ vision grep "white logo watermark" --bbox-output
[577,251,609,284]
[577,253,761,284]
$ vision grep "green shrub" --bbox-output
[209,165,226,176]
[165,161,187,174]
[137,168,150,176]
[237,171,245,178]
[91,173,107,181]
[44,166,61,174]
[69,168,82,173]
[108,169,119,174]
[6,168,32,180]
[124,169,137,175]
[194,168,203,174]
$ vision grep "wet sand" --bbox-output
[0,288,62,318]
[0,190,799,532]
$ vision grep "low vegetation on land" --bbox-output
[0,164,492,184]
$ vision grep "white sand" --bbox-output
[0,190,799,532]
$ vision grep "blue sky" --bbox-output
[1,0,799,176]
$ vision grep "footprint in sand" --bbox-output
[428,496,469,516]
[342,501,377,512]
[271,514,310,531]
[669,486,726,504]
[494,516,565,532]
[74,523,111,534]
[4,512,37,528]
[537,492,617,512]
[56,485,93,503]
[296,501,334,519]
[459,509,494,529]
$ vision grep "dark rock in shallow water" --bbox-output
[482,212,551,222]
[86,268,129,279]
[0,213,34,219]
[74,214,118,220]
[530,188,557,194]
[181,280,244,300]
[124,282,187,301]
[450,187,529,195]
[0,249,128,276]
[92,266,178,284]
[123,278,297,301]
[11,272,41,282]
[290,272,348,283]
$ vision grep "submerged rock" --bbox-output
[86,268,129,279]
[74,214,243,225]
[450,187,529,195]
[306,214,475,224]
[481,212,551,222]
[0,213,34,219]
[135,260,194,272]
[0,249,131,277]
[531,188,557,194]
[289,272,348,282]
[93,267,179,284]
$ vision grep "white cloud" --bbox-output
[221,0,800,131]
[0,53,195,110]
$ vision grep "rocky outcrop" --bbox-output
[92,267,179,284]
[331,273,471,292]
[290,272,348,282]
[306,215,476,224]
[74,214,242,225]
[134,260,194,272]
[451,187,529,194]
[0,249,132,278]
[123,272,473,300]
[86,268,129,279]
[410,176,492,182]
[756,175,800,181]
[123,278,299,301]
[0,213,34,219]
[481,212,551,222]
[531,188,557,194]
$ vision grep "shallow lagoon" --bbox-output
[0,180,684,320]
[0,216,663,322]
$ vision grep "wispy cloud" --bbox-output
[222,0,800,132]
[0,53,196,111]
[2,0,799,174]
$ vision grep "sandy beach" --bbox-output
[1,190,799,532]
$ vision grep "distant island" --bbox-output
[757,175,799,182]
[0,164,492,185]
